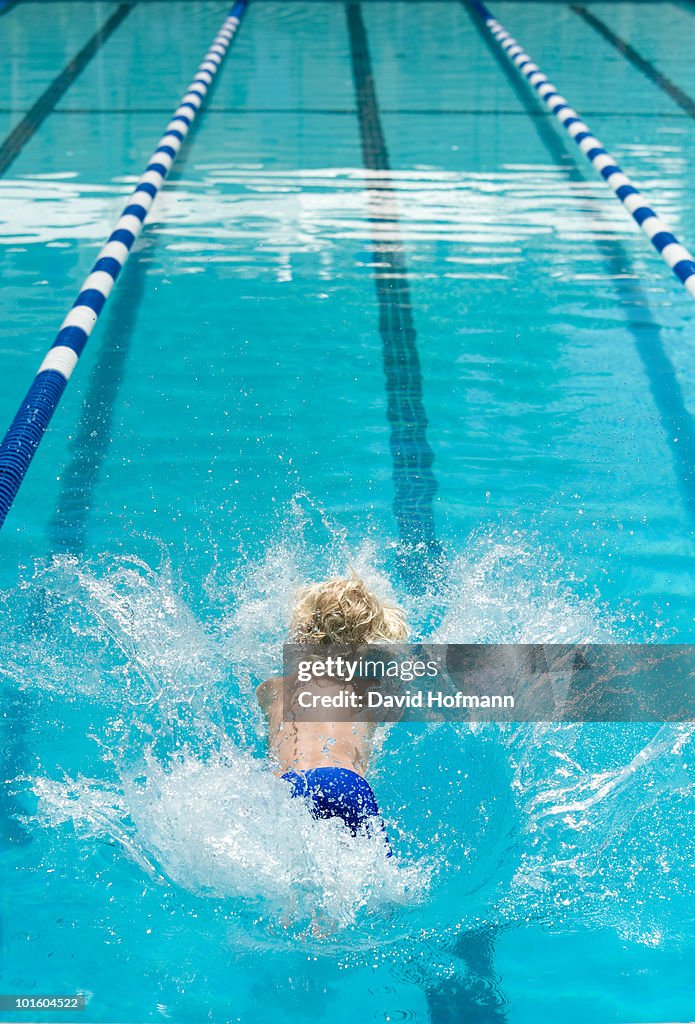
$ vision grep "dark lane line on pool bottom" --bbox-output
[49,255,146,553]
[0,3,134,177]
[345,2,441,588]
[571,4,695,119]
[463,0,695,524]
[0,0,136,857]
[48,5,248,553]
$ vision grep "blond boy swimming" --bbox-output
[256,575,406,844]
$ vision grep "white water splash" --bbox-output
[33,744,429,937]
[2,515,690,947]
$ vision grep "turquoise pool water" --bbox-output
[1,1,694,1021]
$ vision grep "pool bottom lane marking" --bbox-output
[345,2,440,567]
[464,0,695,523]
[571,5,695,120]
[0,0,249,530]
[50,256,147,553]
[0,4,134,177]
[463,0,695,299]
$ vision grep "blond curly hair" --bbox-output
[291,574,408,644]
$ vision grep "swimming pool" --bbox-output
[0,0,693,1020]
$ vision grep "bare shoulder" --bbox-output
[255,675,284,711]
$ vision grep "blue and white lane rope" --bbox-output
[466,0,695,300]
[0,0,248,531]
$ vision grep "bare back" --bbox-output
[256,675,376,777]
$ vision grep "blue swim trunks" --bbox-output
[282,767,391,852]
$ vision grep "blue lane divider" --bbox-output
[0,0,249,531]
[465,0,695,300]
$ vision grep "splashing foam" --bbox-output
[33,745,428,938]
[429,534,693,943]
[430,529,616,644]
[3,511,691,945]
[8,507,432,938]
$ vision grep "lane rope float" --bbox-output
[0,0,249,530]
[465,0,695,300]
